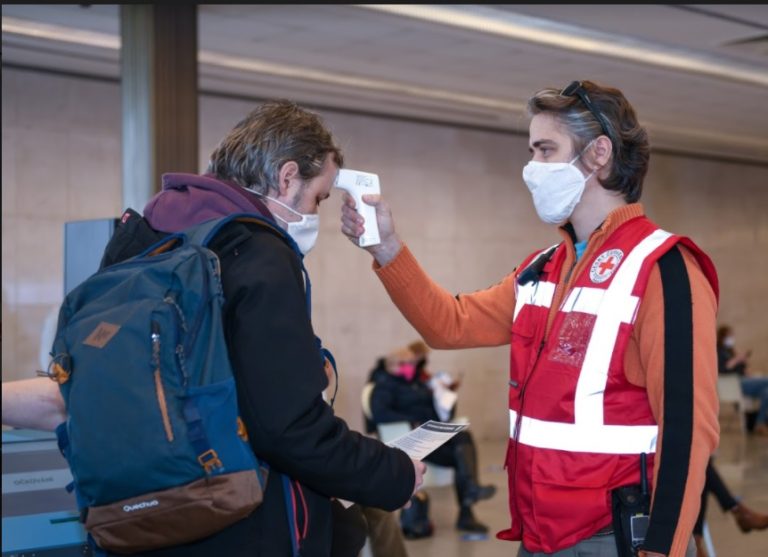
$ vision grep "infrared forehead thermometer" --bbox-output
[334,169,381,247]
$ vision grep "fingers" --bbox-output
[340,195,365,241]
[340,217,363,238]
[412,459,426,493]
[339,192,397,258]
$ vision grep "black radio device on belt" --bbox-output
[611,453,651,556]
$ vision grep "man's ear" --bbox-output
[276,161,300,197]
[591,135,613,169]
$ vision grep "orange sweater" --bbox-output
[374,203,719,556]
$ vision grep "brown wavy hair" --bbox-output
[527,80,649,203]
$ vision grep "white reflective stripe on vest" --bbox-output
[574,229,672,426]
[511,228,672,453]
[509,409,658,454]
[513,280,556,321]
[560,286,638,323]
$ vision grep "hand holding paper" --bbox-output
[337,421,468,508]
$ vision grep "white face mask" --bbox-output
[245,188,320,255]
[723,336,735,348]
[522,143,595,225]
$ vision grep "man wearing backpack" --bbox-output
[53,99,424,557]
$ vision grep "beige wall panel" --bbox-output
[66,132,122,219]
[13,128,70,218]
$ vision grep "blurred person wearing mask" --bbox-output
[370,346,496,534]
[717,324,768,435]
[341,80,719,557]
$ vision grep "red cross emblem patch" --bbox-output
[589,249,624,283]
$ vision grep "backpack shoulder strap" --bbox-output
[181,213,313,311]
[134,232,186,259]
[184,212,297,253]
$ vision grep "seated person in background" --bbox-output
[367,356,390,385]
[363,357,389,435]
[717,324,768,435]
[408,340,461,422]
[693,457,768,557]
[370,345,496,534]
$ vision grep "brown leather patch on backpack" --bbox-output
[83,322,121,348]
[85,469,266,553]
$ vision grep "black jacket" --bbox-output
[369,372,440,427]
[101,213,414,557]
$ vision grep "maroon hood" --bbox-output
[143,173,273,233]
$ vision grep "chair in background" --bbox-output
[717,375,748,433]
[702,521,716,557]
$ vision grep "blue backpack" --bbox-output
[48,213,320,554]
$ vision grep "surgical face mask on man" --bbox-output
[723,336,735,348]
[246,189,320,255]
[522,142,596,225]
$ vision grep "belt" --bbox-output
[594,525,614,536]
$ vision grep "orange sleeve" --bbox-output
[374,244,516,348]
[625,245,719,556]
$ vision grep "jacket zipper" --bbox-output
[511,230,600,534]
[151,320,175,442]
[511,239,579,535]
[509,337,547,538]
[543,253,578,340]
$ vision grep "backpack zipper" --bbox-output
[151,320,175,442]
[163,296,189,387]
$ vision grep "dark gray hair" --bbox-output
[207,100,344,194]
[527,81,649,203]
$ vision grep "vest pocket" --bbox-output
[532,450,619,489]
[510,318,537,387]
[548,312,596,369]
[529,451,620,548]
[511,313,536,343]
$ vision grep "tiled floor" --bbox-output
[398,423,768,557]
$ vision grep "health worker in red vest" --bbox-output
[339,80,719,557]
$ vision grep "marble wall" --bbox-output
[3,67,767,440]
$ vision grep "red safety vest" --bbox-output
[497,216,717,553]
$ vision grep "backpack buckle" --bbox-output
[38,356,71,384]
[236,417,249,442]
[198,449,223,473]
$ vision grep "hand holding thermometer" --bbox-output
[334,169,381,247]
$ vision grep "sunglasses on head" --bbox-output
[560,81,612,139]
